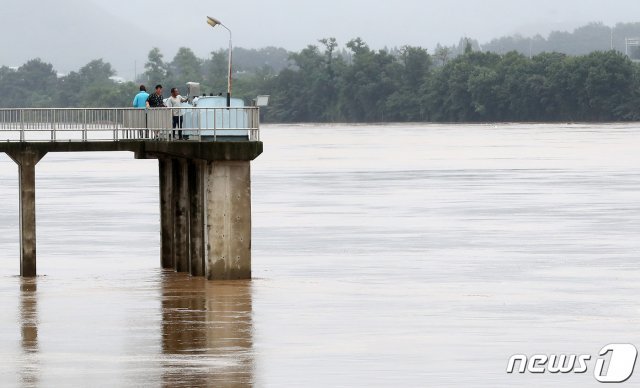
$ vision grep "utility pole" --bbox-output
[610,28,614,50]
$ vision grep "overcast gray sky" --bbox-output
[4,0,640,79]
[89,0,640,50]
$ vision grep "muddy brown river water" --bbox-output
[1,123,640,387]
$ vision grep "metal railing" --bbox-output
[0,107,260,142]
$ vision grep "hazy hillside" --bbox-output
[4,0,640,82]
[482,22,640,57]
[0,0,180,79]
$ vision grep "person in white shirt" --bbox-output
[166,87,188,139]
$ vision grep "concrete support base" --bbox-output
[159,159,174,269]
[0,140,261,280]
[205,161,252,280]
[188,160,206,277]
[173,159,190,273]
[6,150,46,277]
[158,158,252,280]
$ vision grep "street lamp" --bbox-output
[207,16,233,107]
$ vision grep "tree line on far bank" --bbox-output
[268,38,640,122]
[0,46,288,111]
[2,39,640,123]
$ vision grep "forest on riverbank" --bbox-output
[3,27,640,122]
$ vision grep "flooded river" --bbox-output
[1,123,640,387]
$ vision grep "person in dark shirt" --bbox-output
[146,84,166,108]
[145,84,165,139]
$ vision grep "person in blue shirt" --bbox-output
[132,85,149,108]
[132,85,150,138]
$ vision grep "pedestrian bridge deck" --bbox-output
[0,107,263,281]
[0,107,260,143]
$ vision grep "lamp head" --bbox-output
[207,16,221,28]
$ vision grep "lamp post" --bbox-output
[207,16,232,107]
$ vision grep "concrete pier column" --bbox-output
[6,150,46,277]
[205,161,252,280]
[173,159,190,273]
[159,158,174,269]
[188,160,206,277]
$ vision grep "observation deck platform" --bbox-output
[0,107,263,280]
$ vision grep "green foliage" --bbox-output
[233,47,291,73]
[144,47,168,87]
[57,59,118,107]
[339,38,402,121]
[203,49,229,95]
[0,58,137,108]
[2,41,640,123]
[168,47,203,87]
[0,59,57,108]
[255,37,637,123]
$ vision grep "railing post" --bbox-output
[113,108,119,141]
[199,108,202,142]
[20,110,24,142]
[120,109,126,140]
[51,110,56,141]
[205,109,209,142]
[83,110,87,141]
